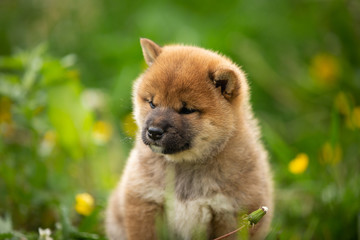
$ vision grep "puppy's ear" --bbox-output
[209,66,240,101]
[140,38,162,66]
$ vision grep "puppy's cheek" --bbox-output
[194,119,233,152]
[135,107,150,130]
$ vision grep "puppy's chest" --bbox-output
[166,171,237,238]
[174,165,223,199]
[167,193,236,239]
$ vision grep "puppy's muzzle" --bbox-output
[142,107,193,154]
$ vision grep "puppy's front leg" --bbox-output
[124,192,160,240]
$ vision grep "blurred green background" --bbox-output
[0,0,359,239]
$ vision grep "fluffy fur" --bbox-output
[106,39,273,240]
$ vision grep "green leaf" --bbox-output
[22,44,47,91]
[47,82,93,159]
[0,233,14,240]
[0,56,23,70]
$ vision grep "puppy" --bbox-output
[106,39,273,240]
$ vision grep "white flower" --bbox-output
[38,228,53,240]
[81,89,106,110]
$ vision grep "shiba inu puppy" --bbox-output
[106,39,273,240]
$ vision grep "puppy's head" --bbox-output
[133,38,249,162]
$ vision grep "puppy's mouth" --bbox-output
[148,143,191,154]
[149,145,165,154]
[141,128,191,155]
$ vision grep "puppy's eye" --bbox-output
[179,107,197,114]
[148,101,156,109]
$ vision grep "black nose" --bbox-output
[147,126,164,140]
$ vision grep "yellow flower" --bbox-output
[122,113,138,138]
[0,97,12,123]
[352,107,360,129]
[44,130,57,143]
[334,92,351,116]
[75,193,94,216]
[288,153,309,174]
[333,92,360,130]
[39,130,57,157]
[310,53,340,87]
[66,70,80,81]
[320,142,342,165]
[92,120,113,144]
